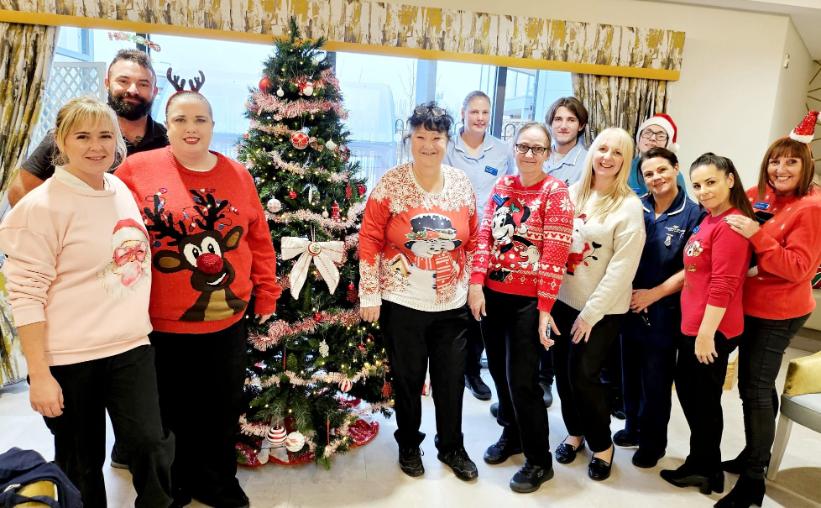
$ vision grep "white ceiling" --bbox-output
[647,0,821,59]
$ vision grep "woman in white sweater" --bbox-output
[551,127,646,481]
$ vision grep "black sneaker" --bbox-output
[490,402,499,418]
[398,447,424,477]
[613,429,639,448]
[483,435,522,464]
[510,461,554,493]
[465,374,492,401]
[438,447,478,481]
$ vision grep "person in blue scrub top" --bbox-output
[544,97,589,186]
[628,114,688,196]
[615,147,704,467]
[444,90,515,402]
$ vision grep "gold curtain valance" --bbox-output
[0,0,684,80]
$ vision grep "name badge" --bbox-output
[484,165,498,176]
[753,201,769,210]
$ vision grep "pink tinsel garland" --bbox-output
[264,149,349,183]
[249,93,348,120]
[249,309,361,351]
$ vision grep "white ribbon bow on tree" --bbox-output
[280,237,345,299]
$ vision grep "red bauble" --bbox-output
[381,380,393,398]
[314,312,323,322]
[357,184,367,197]
[259,76,271,92]
[288,189,297,199]
[345,183,352,200]
[330,201,340,221]
[346,282,358,303]
[290,132,310,150]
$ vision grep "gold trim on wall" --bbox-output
[0,1,684,81]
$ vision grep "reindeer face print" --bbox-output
[143,189,248,321]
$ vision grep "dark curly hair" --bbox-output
[407,102,453,138]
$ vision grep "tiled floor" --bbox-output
[1,344,820,507]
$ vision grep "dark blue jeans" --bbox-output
[737,313,810,478]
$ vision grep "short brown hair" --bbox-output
[756,137,816,199]
[108,49,156,83]
[544,97,588,139]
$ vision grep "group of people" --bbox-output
[358,90,821,507]
[1,46,819,508]
[1,50,280,508]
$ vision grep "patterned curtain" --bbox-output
[0,22,56,192]
[573,74,669,142]
[0,22,55,386]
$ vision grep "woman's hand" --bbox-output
[256,313,275,325]
[695,332,718,364]
[538,311,559,349]
[630,288,659,314]
[570,316,592,344]
[724,214,760,239]
[360,306,380,322]
[468,284,486,321]
[29,373,64,418]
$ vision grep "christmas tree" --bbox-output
[235,18,392,468]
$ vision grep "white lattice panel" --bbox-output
[28,61,107,153]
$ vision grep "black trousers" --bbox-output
[465,317,484,377]
[552,300,622,453]
[150,319,247,501]
[380,300,468,452]
[737,313,810,478]
[621,315,678,454]
[675,333,738,474]
[44,345,174,508]
[482,289,552,467]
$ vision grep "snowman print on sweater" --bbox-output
[402,213,463,303]
[488,195,540,282]
[565,214,601,276]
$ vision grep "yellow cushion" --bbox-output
[15,480,57,507]
[784,351,821,396]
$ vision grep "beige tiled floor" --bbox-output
[1,346,820,508]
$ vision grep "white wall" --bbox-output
[386,0,814,187]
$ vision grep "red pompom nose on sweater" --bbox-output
[197,253,224,274]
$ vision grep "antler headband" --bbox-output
[166,67,206,92]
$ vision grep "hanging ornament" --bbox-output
[285,431,306,453]
[298,79,314,96]
[381,380,393,398]
[339,145,351,162]
[242,132,249,140]
[276,86,285,97]
[314,311,323,322]
[309,138,323,151]
[280,237,346,298]
[346,282,357,303]
[357,184,367,197]
[319,340,329,358]
[302,183,320,205]
[266,426,288,448]
[345,183,352,201]
[331,201,340,221]
[259,76,271,92]
[290,132,310,150]
[266,197,282,214]
[325,139,337,151]
[287,189,297,200]
[339,379,353,393]
[322,210,329,218]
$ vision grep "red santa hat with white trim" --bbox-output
[789,110,819,144]
[636,113,679,153]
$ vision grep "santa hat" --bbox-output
[636,113,679,153]
[789,110,819,144]
[112,218,149,245]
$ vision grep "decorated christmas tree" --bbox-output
[235,18,392,468]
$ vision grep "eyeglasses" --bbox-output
[640,129,669,142]
[414,105,446,118]
[514,144,548,156]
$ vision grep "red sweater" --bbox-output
[744,186,821,320]
[681,208,752,339]
[470,175,574,312]
[358,163,478,312]
[115,147,281,333]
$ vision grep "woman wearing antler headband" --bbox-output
[716,112,821,508]
[115,69,281,508]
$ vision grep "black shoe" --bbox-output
[110,444,129,470]
[465,374,492,400]
[721,451,748,475]
[438,447,478,481]
[632,448,664,468]
[613,429,640,448]
[660,464,725,494]
[714,474,765,508]
[483,435,523,464]
[588,447,614,481]
[510,461,554,493]
[555,438,585,464]
[611,408,627,420]
[399,447,425,477]
[539,381,554,408]
[490,402,499,418]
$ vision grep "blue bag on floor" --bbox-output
[0,447,82,507]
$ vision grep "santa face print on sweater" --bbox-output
[488,195,540,282]
[565,214,601,276]
[400,213,463,300]
[101,218,151,293]
[143,189,248,321]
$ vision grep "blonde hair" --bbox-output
[575,127,634,220]
[53,96,126,167]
